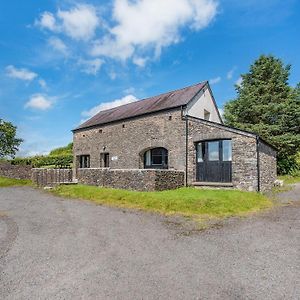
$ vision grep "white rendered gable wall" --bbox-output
[186,86,222,123]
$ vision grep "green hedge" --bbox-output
[10,154,73,168]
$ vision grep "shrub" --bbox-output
[10,154,73,168]
[277,153,300,175]
[49,143,73,156]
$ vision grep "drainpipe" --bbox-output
[256,136,260,192]
[181,106,189,187]
[185,115,189,187]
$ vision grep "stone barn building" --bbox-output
[73,81,277,192]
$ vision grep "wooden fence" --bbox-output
[31,168,73,187]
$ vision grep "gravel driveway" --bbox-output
[0,185,299,300]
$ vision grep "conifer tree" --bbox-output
[224,55,300,174]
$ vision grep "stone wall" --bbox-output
[32,168,73,187]
[73,108,277,193]
[259,141,277,192]
[73,108,186,174]
[187,117,259,191]
[77,168,184,191]
[0,161,32,180]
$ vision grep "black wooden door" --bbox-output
[196,140,232,183]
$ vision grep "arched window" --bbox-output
[144,148,168,169]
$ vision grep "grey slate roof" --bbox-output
[75,81,207,131]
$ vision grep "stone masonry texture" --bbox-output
[73,109,186,172]
[0,161,32,180]
[73,108,277,192]
[77,168,184,191]
[259,141,277,192]
[187,118,259,191]
[32,168,73,187]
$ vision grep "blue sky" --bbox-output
[0,0,299,156]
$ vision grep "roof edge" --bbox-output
[184,80,208,105]
[186,115,277,151]
[72,106,185,133]
[206,82,224,124]
[184,81,223,125]
[72,80,208,132]
[186,115,256,138]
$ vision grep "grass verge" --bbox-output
[51,185,272,220]
[279,175,300,185]
[0,176,32,187]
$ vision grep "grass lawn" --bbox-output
[52,185,272,220]
[279,175,300,184]
[0,176,32,187]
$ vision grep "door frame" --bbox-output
[195,139,232,183]
[100,152,110,168]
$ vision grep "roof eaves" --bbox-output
[72,81,208,131]
[186,115,277,151]
[72,105,184,132]
[258,137,278,152]
[186,115,257,138]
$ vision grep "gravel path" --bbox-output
[0,186,299,300]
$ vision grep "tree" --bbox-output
[49,142,73,156]
[224,55,300,174]
[0,119,23,158]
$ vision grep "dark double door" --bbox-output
[196,140,232,183]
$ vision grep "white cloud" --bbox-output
[25,94,53,110]
[236,77,243,86]
[108,70,117,80]
[189,0,219,29]
[123,87,136,94]
[91,36,134,61]
[37,4,99,41]
[48,37,69,55]
[227,67,236,80]
[38,79,47,88]
[82,94,138,118]
[57,4,99,41]
[210,76,221,84]
[36,12,58,31]
[36,1,218,67]
[18,149,50,157]
[133,56,148,67]
[79,58,104,75]
[6,65,38,81]
[91,0,218,61]
[17,126,71,157]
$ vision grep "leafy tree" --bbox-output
[10,142,73,169]
[224,55,300,174]
[0,119,23,158]
[49,142,73,156]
